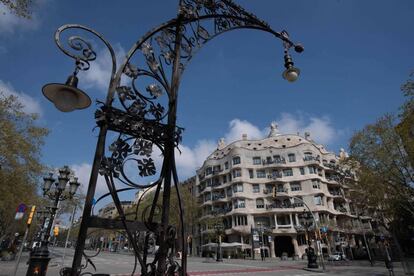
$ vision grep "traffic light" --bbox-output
[53,226,59,236]
[26,205,36,225]
[272,186,277,197]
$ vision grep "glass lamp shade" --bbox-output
[59,166,71,179]
[43,173,55,193]
[69,177,80,195]
[57,176,69,190]
[282,67,300,82]
[42,75,91,112]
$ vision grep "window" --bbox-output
[222,174,227,183]
[234,215,247,226]
[283,168,293,177]
[249,169,254,179]
[234,199,245,208]
[205,167,212,175]
[273,155,281,162]
[206,178,212,186]
[266,156,272,164]
[233,156,241,165]
[290,182,302,191]
[213,165,221,173]
[314,195,323,205]
[232,169,242,178]
[253,157,261,165]
[288,153,296,162]
[277,214,291,225]
[304,152,313,161]
[252,184,260,193]
[233,183,243,193]
[226,187,232,197]
[312,180,320,189]
[297,234,307,246]
[205,192,211,201]
[300,167,305,175]
[225,162,229,169]
[228,173,232,181]
[256,198,264,208]
[308,166,316,174]
[256,170,266,178]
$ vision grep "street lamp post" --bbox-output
[41,2,303,275]
[26,166,80,276]
[214,224,224,262]
[257,223,266,261]
[290,196,325,270]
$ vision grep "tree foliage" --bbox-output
[0,94,48,238]
[0,0,32,18]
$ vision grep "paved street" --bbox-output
[1,247,405,276]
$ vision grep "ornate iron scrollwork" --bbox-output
[53,1,302,275]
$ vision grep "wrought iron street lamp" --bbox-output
[214,223,224,262]
[41,1,303,275]
[26,166,80,276]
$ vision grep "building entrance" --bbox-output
[274,236,294,257]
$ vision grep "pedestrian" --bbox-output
[260,248,264,261]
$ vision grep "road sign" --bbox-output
[15,203,27,220]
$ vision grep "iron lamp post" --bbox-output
[214,224,224,262]
[26,166,80,276]
[41,1,304,275]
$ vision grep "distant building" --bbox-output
[195,123,371,259]
[97,201,133,219]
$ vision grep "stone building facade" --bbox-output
[195,124,372,258]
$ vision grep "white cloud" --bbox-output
[224,119,265,142]
[70,163,107,197]
[0,79,43,115]
[0,2,40,34]
[276,112,337,145]
[80,44,126,92]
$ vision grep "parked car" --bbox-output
[328,252,344,261]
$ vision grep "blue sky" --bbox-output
[1,0,413,206]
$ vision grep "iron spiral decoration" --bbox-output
[53,0,303,275]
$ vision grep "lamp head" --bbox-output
[69,177,80,196]
[43,173,55,193]
[282,53,300,82]
[42,75,91,112]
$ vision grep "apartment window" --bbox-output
[249,169,254,179]
[205,167,212,175]
[290,182,302,191]
[213,165,221,173]
[288,153,296,162]
[232,169,242,178]
[283,168,293,177]
[253,157,261,165]
[256,170,266,178]
[256,198,265,208]
[304,152,313,160]
[277,214,291,225]
[308,166,316,174]
[233,156,241,165]
[252,184,260,193]
[266,156,272,164]
[234,215,247,226]
[312,180,320,189]
[205,192,211,201]
[206,178,212,186]
[222,174,227,183]
[228,173,232,181]
[300,167,305,175]
[314,195,323,205]
[226,187,232,197]
[232,183,243,193]
[297,234,307,246]
[234,199,245,209]
[273,155,281,162]
[225,161,229,169]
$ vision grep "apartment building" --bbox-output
[195,123,371,258]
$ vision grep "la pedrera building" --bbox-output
[195,123,372,259]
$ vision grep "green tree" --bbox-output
[0,94,48,239]
[0,0,32,18]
